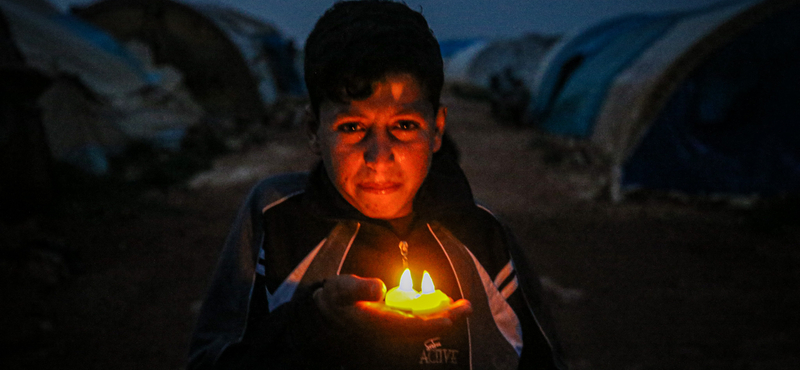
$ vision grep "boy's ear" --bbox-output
[433,106,447,152]
[304,105,322,155]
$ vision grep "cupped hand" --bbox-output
[313,274,472,337]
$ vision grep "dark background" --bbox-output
[4,95,799,369]
[3,0,799,369]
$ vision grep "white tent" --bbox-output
[1,0,203,174]
[0,0,157,98]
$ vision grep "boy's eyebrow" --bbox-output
[331,105,428,120]
[330,110,368,122]
[392,108,428,118]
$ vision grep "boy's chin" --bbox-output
[358,208,410,221]
[352,198,412,220]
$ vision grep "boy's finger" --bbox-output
[446,299,472,321]
[330,275,386,304]
[355,301,453,334]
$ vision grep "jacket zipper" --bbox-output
[398,241,409,269]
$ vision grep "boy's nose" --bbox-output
[363,130,394,167]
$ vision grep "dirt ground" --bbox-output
[3,95,799,369]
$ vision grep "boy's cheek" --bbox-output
[327,151,361,178]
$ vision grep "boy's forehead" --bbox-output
[321,74,434,118]
[376,74,423,104]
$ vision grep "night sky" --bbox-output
[52,0,729,42]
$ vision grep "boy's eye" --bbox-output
[337,122,362,132]
[395,120,419,130]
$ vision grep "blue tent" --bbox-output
[531,13,680,137]
[529,0,800,199]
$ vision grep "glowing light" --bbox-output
[384,269,451,316]
[413,270,450,315]
[385,268,419,312]
[421,270,435,294]
[399,268,413,291]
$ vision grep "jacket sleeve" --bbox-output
[444,206,566,369]
[187,174,344,369]
[211,280,346,369]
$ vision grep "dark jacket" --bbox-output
[188,156,565,369]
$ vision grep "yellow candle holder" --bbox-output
[384,269,451,316]
[384,269,419,312]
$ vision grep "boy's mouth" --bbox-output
[357,182,402,194]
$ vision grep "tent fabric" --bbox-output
[444,34,556,90]
[0,0,158,98]
[73,0,301,121]
[0,2,23,67]
[532,15,679,137]
[439,38,483,59]
[1,0,204,175]
[1,10,56,218]
[531,14,677,123]
[621,2,800,195]
[530,0,800,199]
[36,37,203,174]
[37,79,127,174]
[591,0,765,164]
[443,39,489,85]
[190,4,304,99]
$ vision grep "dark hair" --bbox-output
[304,0,444,122]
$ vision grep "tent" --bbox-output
[1,2,54,218]
[527,0,800,200]
[442,38,487,84]
[439,38,484,59]
[1,0,203,175]
[0,0,158,98]
[444,34,557,90]
[73,0,303,122]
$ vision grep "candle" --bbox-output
[411,271,451,316]
[384,268,419,312]
[384,269,452,316]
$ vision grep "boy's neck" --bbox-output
[386,212,416,239]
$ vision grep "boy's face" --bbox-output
[310,74,446,220]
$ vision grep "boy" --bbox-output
[189,1,563,369]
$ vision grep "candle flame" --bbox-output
[399,268,413,291]
[421,270,435,294]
